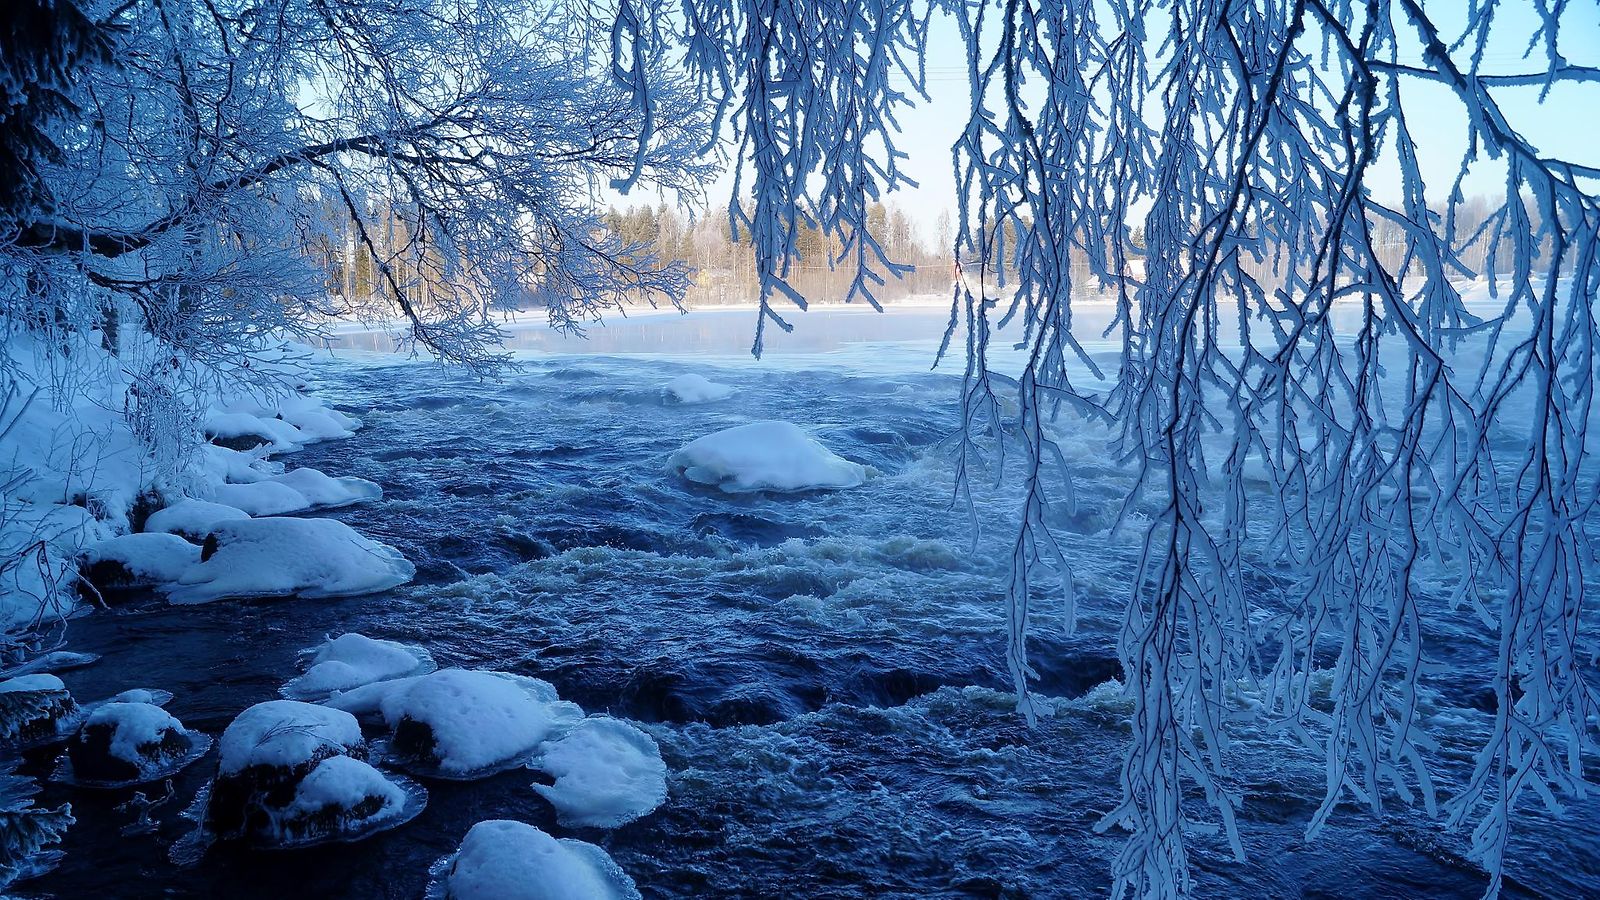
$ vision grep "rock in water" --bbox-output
[275,755,407,846]
[668,421,869,493]
[66,702,204,786]
[376,669,571,778]
[0,675,82,750]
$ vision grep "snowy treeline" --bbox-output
[603,202,955,307]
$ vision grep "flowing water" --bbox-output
[16,306,1600,898]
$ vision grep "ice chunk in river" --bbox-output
[282,633,434,701]
[532,717,666,828]
[661,373,735,404]
[165,517,414,604]
[434,819,641,900]
[79,532,200,587]
[143,499,250,542]
[669,420,869,493]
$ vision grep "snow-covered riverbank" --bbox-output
[0,330,406,633]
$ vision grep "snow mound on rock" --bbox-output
[0,671,82,748]
[217,700,364,775]
[282,633,434,701]
[532,717,666,828]
[203,411,304,453]
[166,517,414,604]
[199,444,280,484]
[439,820,640,900]
[661,373,735,404]
[269,467,382,508]
[374,669,564,775]
[0,674,65,693]
[143,499,251,541]
[211,480,311,516]
[225,393,361,443]
[86,702,185,764]
[283,754,405,822]
[669,421,868,493]
[80,532,200,584]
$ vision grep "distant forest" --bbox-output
[308,193,1527,317]
[602,202,957,307]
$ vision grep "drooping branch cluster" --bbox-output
[635,0,1600,896]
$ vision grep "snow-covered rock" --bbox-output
[282,633,434,701]
[109,688,172,706]
[211,480,312,516]
[79,533,201,588]
[268,467,382,508]
[276,755,408,845]
[66,701,206,786]
[0,674,83,748]
[143,499,251,543]
[203,411,304,453]
[199,444,280,484]
[434,820,640,900]
[278,408,357,442]
[166,517,414,604]
[226,392,362,443]
[207,700,416,846]
[532,717,667,828]
[669,421,869,493]
[217,700,365,777]
[661,373,735,405]
[367,669,565,777]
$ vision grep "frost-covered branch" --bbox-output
[636,0,1600,896]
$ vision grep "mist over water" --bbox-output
[22,306,1600,898]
